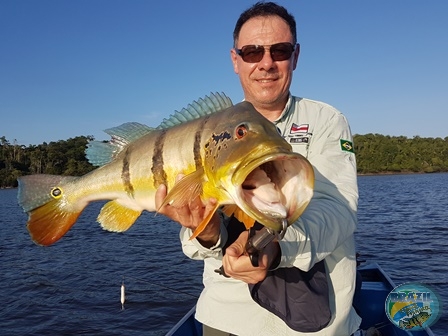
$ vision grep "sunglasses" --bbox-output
[235,42,297,63]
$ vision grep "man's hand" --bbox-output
[222,230,280,284]
[155,178,221,248]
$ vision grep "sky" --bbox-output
[1,0,447,146]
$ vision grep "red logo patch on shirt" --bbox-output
[290,123,309,134]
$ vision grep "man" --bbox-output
[156,2,361,335]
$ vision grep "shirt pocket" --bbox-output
[285,133,312,158]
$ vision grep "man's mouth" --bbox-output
[256,78,277,83]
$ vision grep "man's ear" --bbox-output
[230,48,239,74]
[292,43,300,70]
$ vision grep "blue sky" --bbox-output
[1,0,447,146]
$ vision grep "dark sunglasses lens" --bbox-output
[240,45,265,63]
[270,43,294,61]
[238,43,294,63]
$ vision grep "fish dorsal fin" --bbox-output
[104,122,154,144]
[86,122,154,166]
[156,92,233,130]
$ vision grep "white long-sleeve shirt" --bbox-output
[180,95,362,335]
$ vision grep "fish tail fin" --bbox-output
[26,200,82,246]
[189,203,220,240]
[18,174,83,246]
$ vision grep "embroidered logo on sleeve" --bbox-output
[340,139,354,153]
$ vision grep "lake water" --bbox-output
[0,173,447,335]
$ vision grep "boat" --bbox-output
[166,262,435,336]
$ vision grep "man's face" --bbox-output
[231,16,299,112]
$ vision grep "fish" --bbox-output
[17,92,314,246]
[398,311,431,329]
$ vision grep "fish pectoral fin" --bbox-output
[158,169,205,209]
[189,202,220,240]
[97,200,141,232]
[222,205,256,230]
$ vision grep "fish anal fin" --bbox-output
[158,169,204,210]
[189,202,220,240]
[222,205,256,230]
[27,199,82,246]
[98,200,141,232]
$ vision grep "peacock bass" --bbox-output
[17,93,314,246]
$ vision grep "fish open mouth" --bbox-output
[233,152,314,232]
[242,162,287,219]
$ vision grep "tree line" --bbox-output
[355,134,448,174]
[1,133,448,188]
[0,135,95,188]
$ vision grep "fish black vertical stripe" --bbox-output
[122,148,134,197]
[152,129,168,188]
[193,116,209,170]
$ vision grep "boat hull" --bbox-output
[166,262,435,336]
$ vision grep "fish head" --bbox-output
[202,101,314,232]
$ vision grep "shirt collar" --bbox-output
[273,93,294,125]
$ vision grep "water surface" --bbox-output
[1,173,447,334]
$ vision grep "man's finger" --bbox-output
[155,184,167,210]
[225,231,248,257]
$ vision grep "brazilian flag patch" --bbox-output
[340,139,354,153]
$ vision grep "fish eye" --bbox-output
[51,187,63,199]
[235,124,247,139]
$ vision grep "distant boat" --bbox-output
[166,262,435,336]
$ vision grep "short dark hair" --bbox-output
[233,2,297,47]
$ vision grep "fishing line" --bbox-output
[120,275,199,310]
